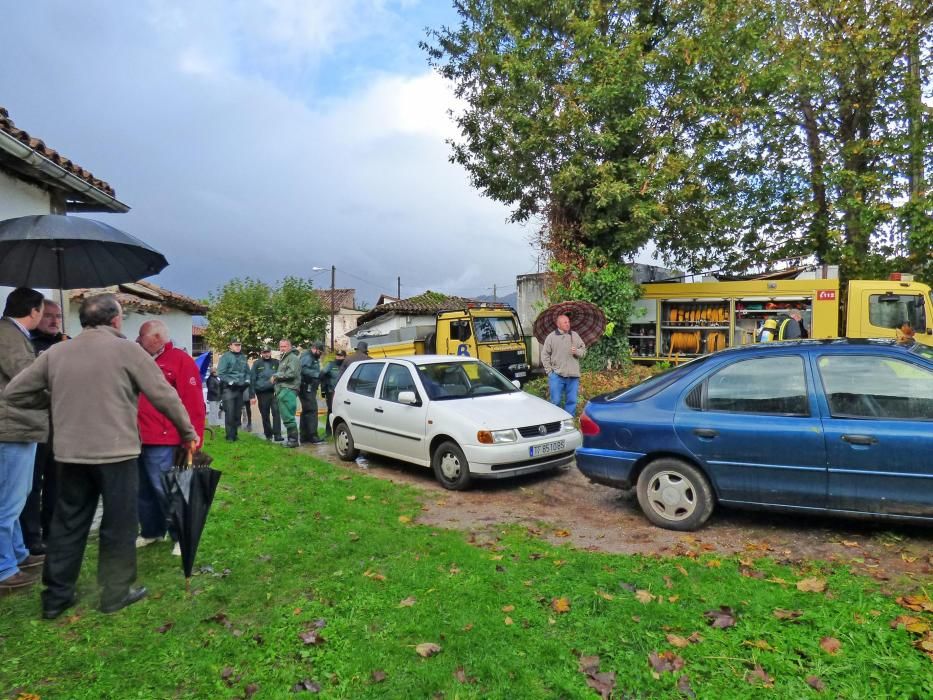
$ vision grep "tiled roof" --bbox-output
[0,106,117,197]
[70,281,207,315]
[314,288,356,310]
[192,325,206,337]
[356,291,479,325]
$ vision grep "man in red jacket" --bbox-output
[135,320,205,554]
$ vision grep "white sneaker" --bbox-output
[135,536,160,549]
[172,542,182,556]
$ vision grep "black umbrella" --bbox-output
[0,214,168,321]
[161,452,222,592]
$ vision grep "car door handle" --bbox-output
[343,400,351,405]
[693,428,718,438]
[842,434,877,446]
[374,407,384,413]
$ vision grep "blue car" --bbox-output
[576,339,933,531]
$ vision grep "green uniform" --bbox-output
[299,349,322,442]
[274,349,301,441]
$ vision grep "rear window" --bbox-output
[608,356,712,402]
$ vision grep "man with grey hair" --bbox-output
[135,319,205,554]
[4,294,198,619]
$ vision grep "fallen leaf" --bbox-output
[371,670,386,684]
[244,683,259,698]
[806,675,826,692]
[398,597,416,608]
[504,616,513,626]
[554,529,571,537]
[415,642,442,658]
[156,622,174,634]
[551,597,571,614]
[841,540,860,548]
[577,655,615,699]
[706,559,722,568]
[398,515,411,523]
[897,594,933,613]
[744,639,773,651]
[891,615,930,634]
[745,664,773,687]
[773,608,803,621]
[596,590,614,601]
[299,629,325,646]
[648,651,685,673]
[676,565,689,576]
[453,666,476,684]
[819,636,842,655]
[220,667,235,680]
[704,606,737,629]
[291,678,322,692]
[502,605,515,612]
[363,569,386,581]
[635,590,656,604]
[345,495,356,501]
[677,674,696,698]
[449,566,461,575]
[462,623,473,631]
[796,577,827,593]
[667,634,690,648]
[901,553,918,563]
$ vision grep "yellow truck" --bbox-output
[361,304,532,382]
[627,274,933,363]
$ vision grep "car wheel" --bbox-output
[636,458,714,531]
[431,441,472,490]
[334,421,359,461]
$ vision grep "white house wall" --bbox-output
[0,169,54,308]
[62,302,197,355]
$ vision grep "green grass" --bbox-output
[2,434,930,698]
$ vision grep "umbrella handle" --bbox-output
[186,448,194,468]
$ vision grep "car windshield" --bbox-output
[416,361,518,400]
[608,355,712,402]
[473,316,520,342]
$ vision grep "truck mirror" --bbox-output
[398,391,418,405]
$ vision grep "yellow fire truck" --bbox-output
[627,274,933,363]
[361,304,531,382]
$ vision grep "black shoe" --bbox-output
[305,436,323,445]
[27,542,47,556]
[100,586,148,614]
[284,439,299,449]
[273,436,284,442]
[42,595,77,620]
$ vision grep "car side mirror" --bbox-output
[512,380,522,389]
[398,391,417,405]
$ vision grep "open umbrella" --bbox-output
[161,451,222,592]
[194,351,213,382]
[0,214,168,324]
[533,300,607,346]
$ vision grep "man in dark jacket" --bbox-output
[217,339,251,441]
[250,347,282,441]
[206,369,222,425]
[337,341,371,381]
[20,299,66,557]
[319,349,345,437]
[299,342,324,445]
[0,288,47,595]
[4,293,197,618]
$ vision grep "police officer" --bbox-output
[299,341,324,445]
[216,339,251,441]
[251,346,282,441]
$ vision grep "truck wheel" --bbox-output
[432,441,472,490]
[636,458,713,531]
[334,421,359,461]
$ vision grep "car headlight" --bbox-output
[477,429,519,444]
[562,419,576,432]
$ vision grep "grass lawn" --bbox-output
[2,434,931,699]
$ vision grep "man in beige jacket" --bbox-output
[4,294,198,619]
[541,314,586,415]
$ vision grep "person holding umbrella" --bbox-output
[134,320,206,555]
[217,339,250,442]
[3,293,198,618]
[541,314,587,415]
[0,288,47,595]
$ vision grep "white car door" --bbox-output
[341,361,386,449]
[371,363,430,464]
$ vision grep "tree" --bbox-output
[205,277,328,353]
[424,0,933,282]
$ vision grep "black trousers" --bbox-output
[222,386,245,440]
[256,391,281,439]
[42,459,138,610]
[299,390,319,442]
[20,441,59,548]
[242,398,253,428]
[324,391,335,436]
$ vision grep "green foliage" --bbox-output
[205,277,327,353]
[547,249,640,370]
[2,434,930,698]
[424,0,933,282]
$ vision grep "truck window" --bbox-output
[450,320,472,342]
[868,294,926,330]
[475,316,520,342]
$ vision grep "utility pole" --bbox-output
[330,265,336,351]
[493,284,497,302]
[397,276,401,299]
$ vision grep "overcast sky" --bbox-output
[0,1,546,305]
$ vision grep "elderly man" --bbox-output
[0,288,47,595]
[272,338,301,448]
[20,299,67,557]
[541,314,587,415]
[135,320,205,554]
[4,294,198,618]
[216,339,250,441]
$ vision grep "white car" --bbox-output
[330,356,582,489]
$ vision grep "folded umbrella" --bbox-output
[533,300,607,347]
[161,450,222,592]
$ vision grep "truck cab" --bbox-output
[434,307,530,382]
[846,278,933,345]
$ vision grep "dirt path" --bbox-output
[302,442,933,592]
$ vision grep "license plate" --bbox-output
[530,440,565,457]
[514,371,527,378]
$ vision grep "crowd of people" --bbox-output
[0,288,365,618]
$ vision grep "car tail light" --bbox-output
[579,413,600,436]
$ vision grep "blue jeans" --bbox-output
[0,442,37,581]
[548,373,580,415]
[138,445,176,540]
